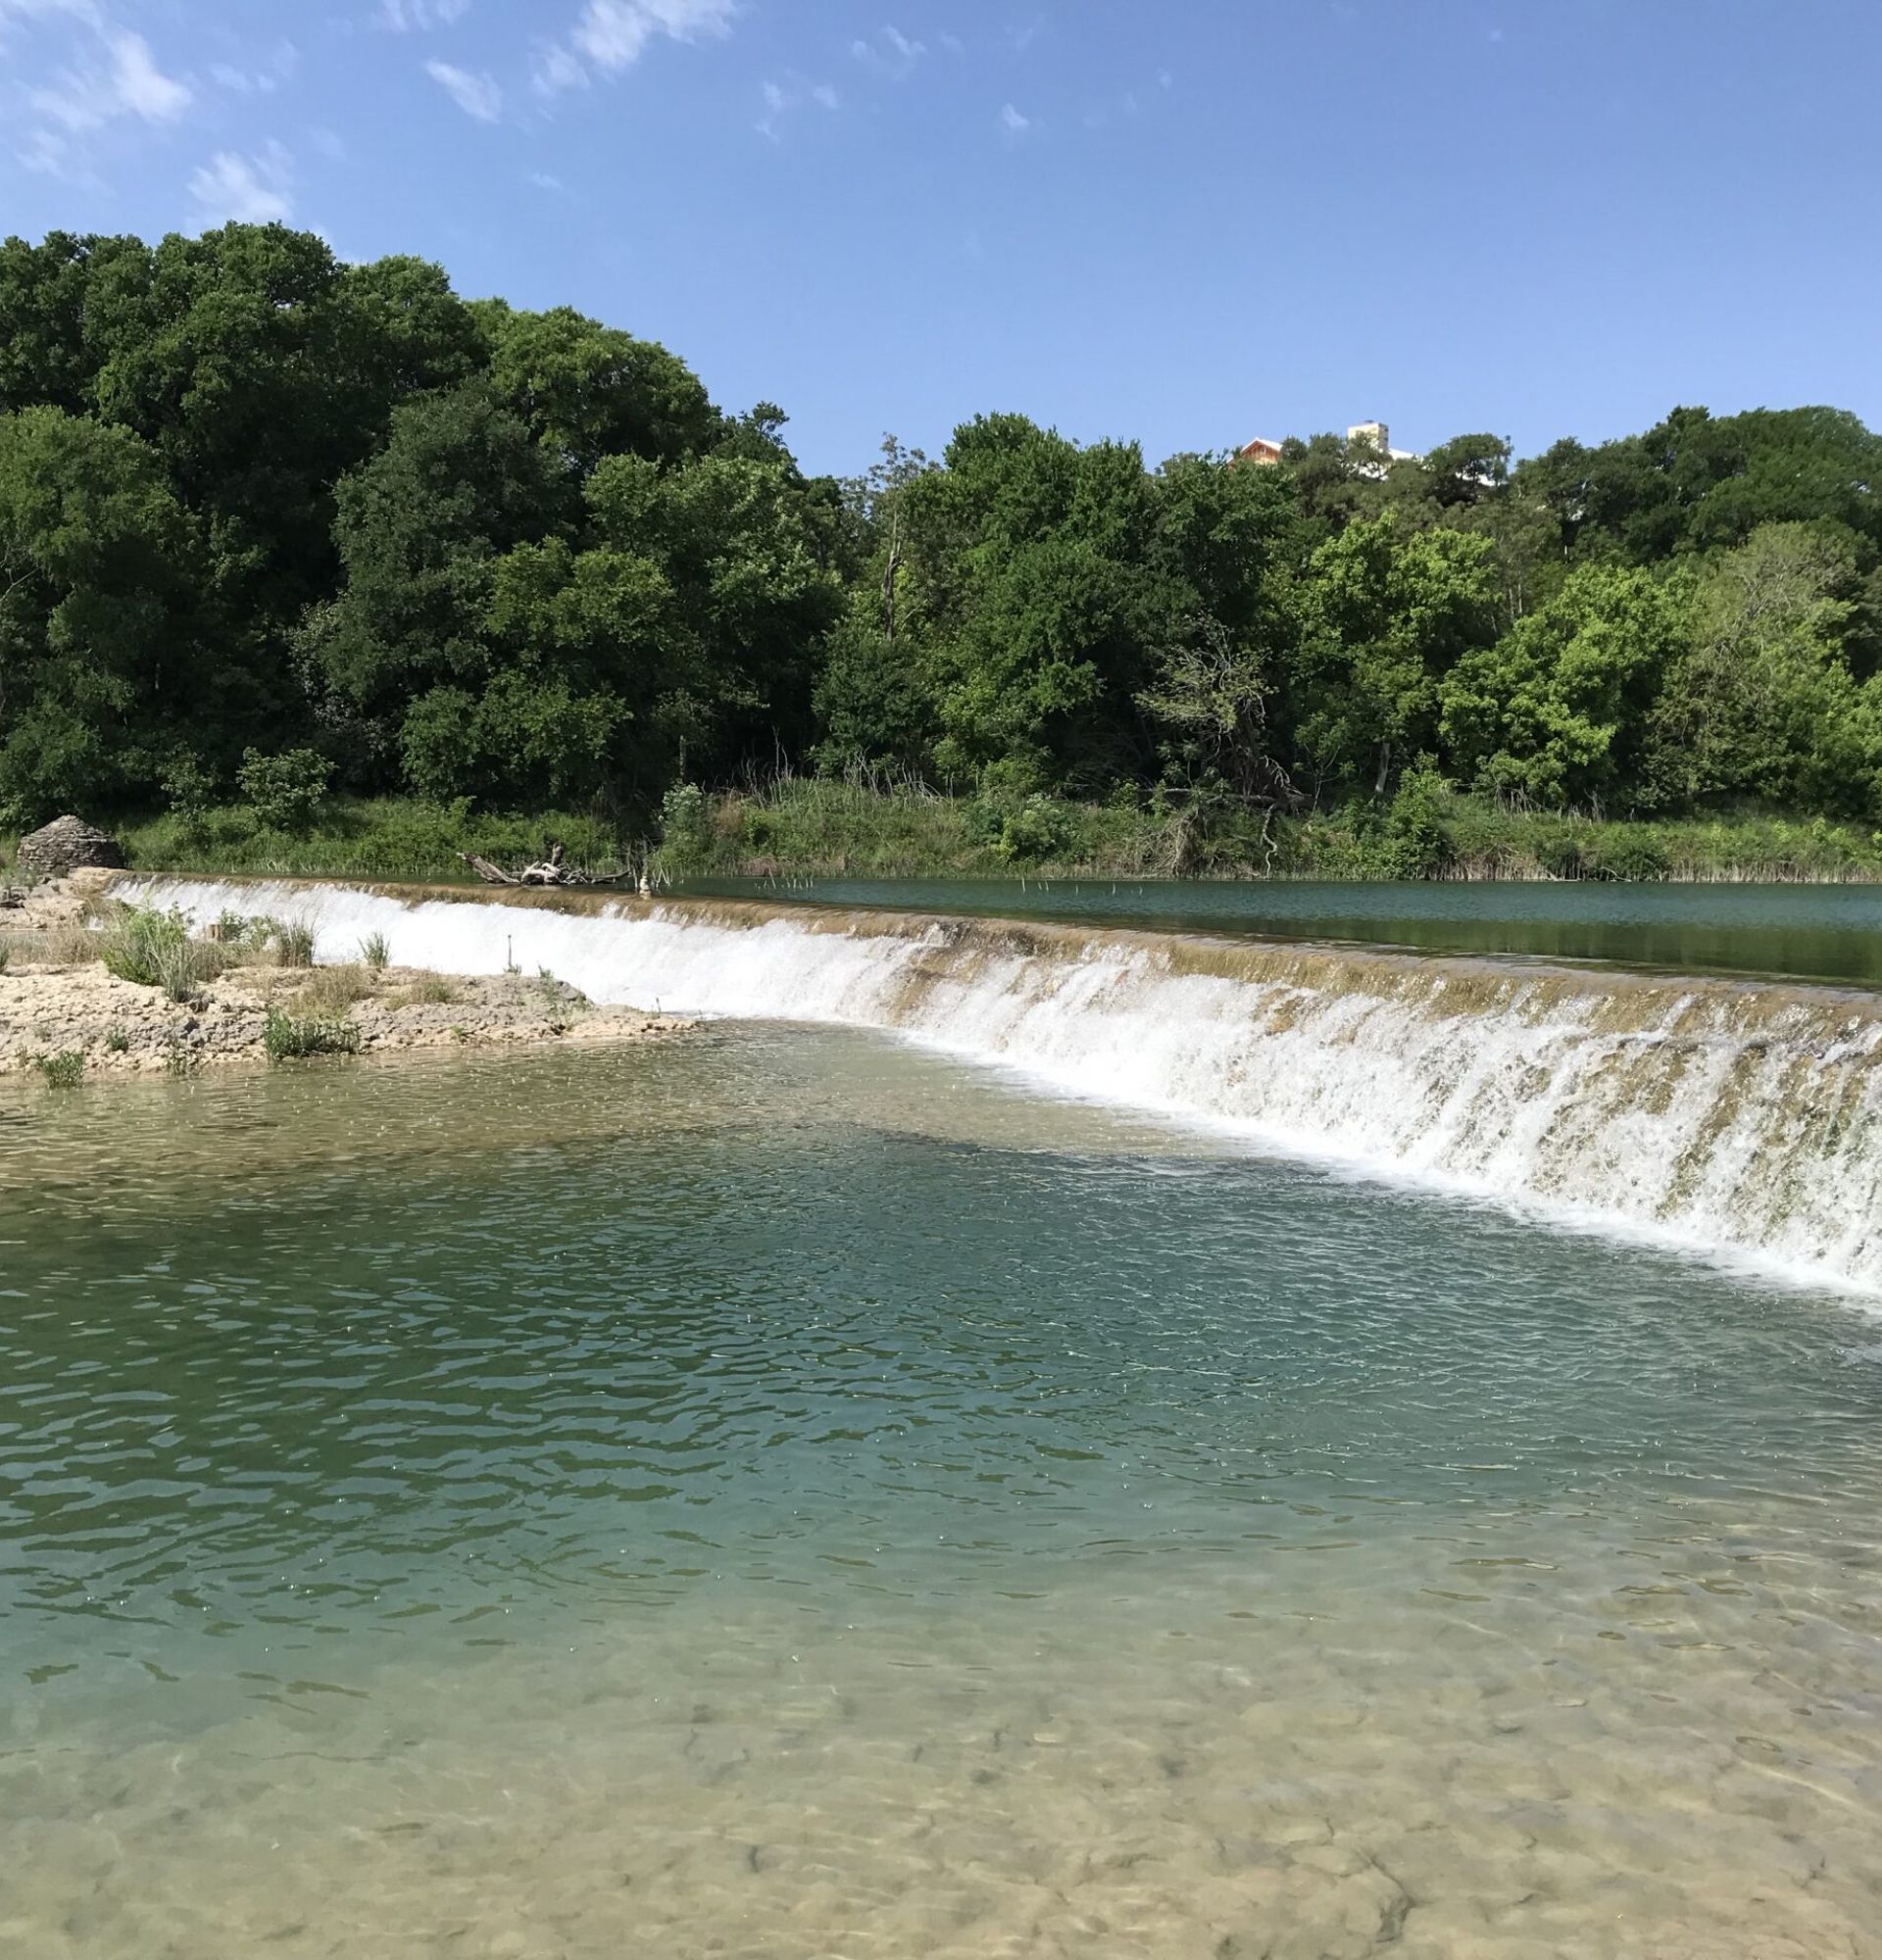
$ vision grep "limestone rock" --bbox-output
[16,816,124,878]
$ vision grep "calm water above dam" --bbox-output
[681,873,1882,988]
[5,1032,1882,1957]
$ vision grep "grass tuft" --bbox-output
[270,919,317,967]
[263,1005,362,1062]
[393,973,457,1006]
[34,1051,85,1088]
[361,931,390,971]
[298,963,375,1014]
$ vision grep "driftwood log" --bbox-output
[458,843,639,890]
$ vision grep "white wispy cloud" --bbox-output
[537,0,734,96]
[189,142,295,223]
[756,72,839,138]
[4,4,193,177]
[1000,101,1030,136]
[29,24,190,130]
[425,58,501,121]
[852,23,924,77]
[209,42,299,96]
[379,0,470,29]
[528,169,568,192]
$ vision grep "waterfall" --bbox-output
[121,877,1882,1295]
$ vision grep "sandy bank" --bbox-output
[0,873,691,1079]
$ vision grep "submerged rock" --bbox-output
[17,816,124,878]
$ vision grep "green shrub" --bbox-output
[658,782,712,868]
[361,931,390,971]
[238,748,332,833]
[1585,831,1671,882]
[161,756,219,824]
[99,904,219,1001]
[1376,767,1460,880]
[34,1051,84,1088]
[104,1026,129,1053]
[263,1005,361,1061]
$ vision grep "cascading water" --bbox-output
[122,875,1882,1294]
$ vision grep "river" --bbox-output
[3,880,1880,1957]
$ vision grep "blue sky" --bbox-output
[2,0,1877,477]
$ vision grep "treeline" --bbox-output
[3,222,1880,861]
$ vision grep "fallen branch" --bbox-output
[457,843,638,890]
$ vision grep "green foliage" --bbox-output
[966,789,1077,864]
[263,1004,361,1061]
[360,931,390,971]
[238,747,332,832]
[1440,564,1686,806]
[33,1050,84,1087]
[272,919,316,967]
[160,755,218,823]
[0,404,200,824]
[657,782,712,867]
[98,902,216,1000]
[3,220,1880,871]
[122,795,625,881]
[1645,523,1878,813]
[104,1025,129,1053]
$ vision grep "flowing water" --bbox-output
[8,879,1882,1956]
[121,879,1882,1293]
[3,1036,1882,1959]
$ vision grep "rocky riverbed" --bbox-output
[0,873,690,1079]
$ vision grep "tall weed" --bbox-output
[99,904,221,1001]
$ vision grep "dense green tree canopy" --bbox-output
[1,220,1879,838]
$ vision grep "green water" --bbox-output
[5,1034,1882,1957]
[681,873,1882,987]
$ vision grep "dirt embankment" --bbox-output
[0,873,690,1079]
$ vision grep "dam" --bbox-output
[123,875,1882,1293]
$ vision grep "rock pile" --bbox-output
[16,816,124,878]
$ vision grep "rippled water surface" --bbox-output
[4,1031,1882,1958]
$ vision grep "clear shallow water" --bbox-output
[4,1033,1882,1957]
[680,874,1882,988]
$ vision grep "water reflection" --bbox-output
[680,873,1882,987]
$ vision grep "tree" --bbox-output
[0,407,200,822]
[1645,522,1876,812]
[1440,563,1684,807]
[316,386,571,755]
[1516,406,1882,566]
[1293,514,1500,797]
[470,302,722,473]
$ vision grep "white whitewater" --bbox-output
[124,877,1882,1294]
